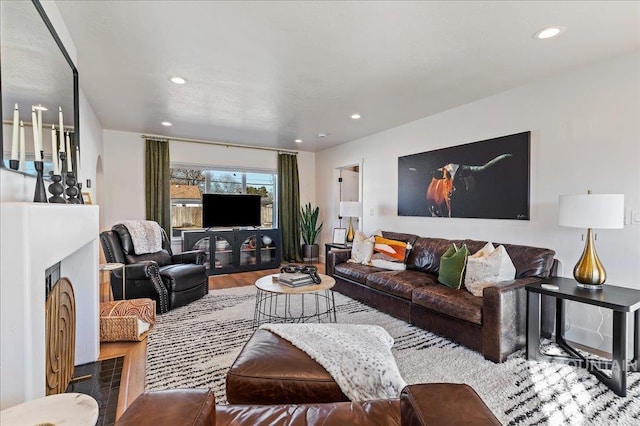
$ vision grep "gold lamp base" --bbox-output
[346,217,355,243]
[573,228,606,290]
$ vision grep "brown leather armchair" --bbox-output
[100,223,208,313]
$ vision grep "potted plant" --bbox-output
[300,203,323,261]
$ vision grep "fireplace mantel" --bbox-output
[0,202,100,410]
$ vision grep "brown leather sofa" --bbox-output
[116,384,501,425]
[326,231,556,363]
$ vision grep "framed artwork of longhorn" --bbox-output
[398,131,530,220]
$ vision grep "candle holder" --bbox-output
[9,159,19,170]
[48,173,67,203]
[77,182,85,204]
[65,172,81,204]
[33,158,48,203]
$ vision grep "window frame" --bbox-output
[169,163,278,239]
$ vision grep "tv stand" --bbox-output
[183,229,281,275]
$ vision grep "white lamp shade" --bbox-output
[558,193,624,229]
[339,201,362,217]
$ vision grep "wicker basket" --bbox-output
[99,298,156,342]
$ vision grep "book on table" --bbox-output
[278,273,313,287]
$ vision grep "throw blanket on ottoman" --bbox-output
[260,323,407,401]
[120,220,163,254]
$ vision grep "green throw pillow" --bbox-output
[438,244,469,289]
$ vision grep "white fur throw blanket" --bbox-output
[119,220,163,254]
[260,323,407,401]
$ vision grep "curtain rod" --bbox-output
[141,133,298,154]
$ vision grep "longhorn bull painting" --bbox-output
[398,132,530,220]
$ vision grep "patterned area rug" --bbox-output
[146,286,640,425]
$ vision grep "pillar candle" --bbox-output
[51,125,60,175]
[31,107,42,160]
[58,107,65,171]
[11,104,19,160]
[75,145,81,179]
[66,132,72,172]
[37,106,43,159]
[19,121,26,171]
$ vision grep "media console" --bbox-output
[182,229,282,275]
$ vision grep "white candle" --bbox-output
[51,125,59,174]
[19,121,26,171]
[58,107,64,171]
[31,107,42,160]
[37,106,43,159]
[75,145,81,179]
[66,132,72,172]
[11,104,19,160]
[59,109,65,173]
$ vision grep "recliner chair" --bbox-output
[100,223,208,313]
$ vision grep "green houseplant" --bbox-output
[300,203,323,260]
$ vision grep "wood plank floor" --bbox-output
[100,264,324,420]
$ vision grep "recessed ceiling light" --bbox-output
[161,121,172,126]
[351,113,361,120]
[170,76,187,85]
[533,26,565,39]
[295,139,303,143]
[317,133,327,138]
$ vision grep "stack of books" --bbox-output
[278,272,313,287]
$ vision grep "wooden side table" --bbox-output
[324,243,351,269]
[99,263,125,302]
[526,277,640,396]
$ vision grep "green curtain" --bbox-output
[145,138,171,237]
[278,153,303,262]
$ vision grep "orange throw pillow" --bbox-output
[373,236,410,262]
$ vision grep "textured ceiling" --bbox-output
[53,1,640,152]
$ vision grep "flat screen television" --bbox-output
[202,194,262,228]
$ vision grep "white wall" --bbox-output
[101,130,316,237]
[77,89,103,204]
[316,51,640,350]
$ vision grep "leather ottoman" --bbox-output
[226,329,348,404]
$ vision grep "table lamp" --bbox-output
[339,201,362,243]
[558,191,624,289]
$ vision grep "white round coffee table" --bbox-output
[253,273,337,327]
[0,393,99,425]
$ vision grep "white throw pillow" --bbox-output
[371,258,407,271]
[348,231,375,265]
[473,242,495,258]
[464,244,516,297]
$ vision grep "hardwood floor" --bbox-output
[100,263,325,420]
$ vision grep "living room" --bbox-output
[1,1,639,425]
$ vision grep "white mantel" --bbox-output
[0,202,100,410]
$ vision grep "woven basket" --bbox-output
[99,298,156,342]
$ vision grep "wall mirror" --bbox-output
[1,0,79,177]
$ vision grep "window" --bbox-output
[170,166,277,237]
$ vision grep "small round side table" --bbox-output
[100,262,126,301]
[0,393,99,425]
